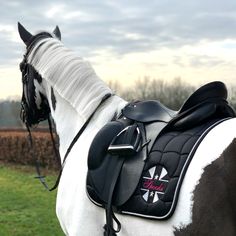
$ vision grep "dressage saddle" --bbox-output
[86,81,235,236]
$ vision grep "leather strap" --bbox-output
[103,155,122,236]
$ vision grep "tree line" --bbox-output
[1,78,236,127]
[110,77,236,110]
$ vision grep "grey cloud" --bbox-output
[1,0,236,62]
[173,53,234,69]
[189,55,229,68]
[0,33,23,65]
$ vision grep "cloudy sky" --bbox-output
[1,0,236,99]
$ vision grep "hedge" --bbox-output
[0,129,60,170]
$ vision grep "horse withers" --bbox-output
[18,23,236,236]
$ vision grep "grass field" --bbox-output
[0,164,64,236]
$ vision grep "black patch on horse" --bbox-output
[51,87,57,111]
[174,139,236,236]
[35,70,42,83]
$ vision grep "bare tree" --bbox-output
[120,77,195,110]
[107,80,122,94]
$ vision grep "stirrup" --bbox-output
[108,124,142,156]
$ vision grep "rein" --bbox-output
[25,118,60,190]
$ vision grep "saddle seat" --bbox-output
[86,81,236,235]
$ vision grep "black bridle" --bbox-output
[20,56,51,127]
[20,35,112,190]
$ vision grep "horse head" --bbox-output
[18,23,61,127]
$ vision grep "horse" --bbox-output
[17,23,236,236]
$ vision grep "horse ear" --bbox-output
[18,22,33,45]
[53,26,61,40]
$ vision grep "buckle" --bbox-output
[108,124,142,156]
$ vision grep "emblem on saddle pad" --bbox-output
[141,165,169,203]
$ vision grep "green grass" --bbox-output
[0,164,64,236]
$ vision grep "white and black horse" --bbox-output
[18,23,236,236]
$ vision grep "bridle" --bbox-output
[20,55,51,127]
[20,34,112,190]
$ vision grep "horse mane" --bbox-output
[27,37,112,120]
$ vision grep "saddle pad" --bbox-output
[87,119,225,219]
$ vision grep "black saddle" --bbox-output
[86,81,235,236]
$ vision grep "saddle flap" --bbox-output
[87,122,147,206]
[113,148,146,206]
[88,144,146,206]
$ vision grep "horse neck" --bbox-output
[43,84,126,162]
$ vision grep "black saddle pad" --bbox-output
[86,118,226,219]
